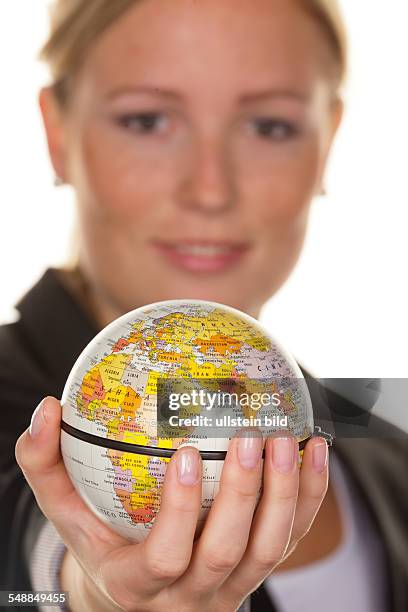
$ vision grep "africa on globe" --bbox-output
[60,300,314,542]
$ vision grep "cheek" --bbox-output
[68,119,175,220]
[239,136,321,224]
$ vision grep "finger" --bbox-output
[281,436,329,560]
[16,397,81,514]
[220,434,299,604]
[15,397,124,557]
[178,431,263,596]
[103,445,202,601]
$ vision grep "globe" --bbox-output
[60,300,314,542]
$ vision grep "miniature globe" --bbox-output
[61,300,314,542]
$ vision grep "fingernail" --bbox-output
[272,436,296,474]
[177,448,200,486]
[29,399,47,438]
[312,441,328,473]
[237,433,263,470]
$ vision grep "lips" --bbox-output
[151,239,251,273]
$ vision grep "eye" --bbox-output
[250,118,299,141]
[117,112,169,134]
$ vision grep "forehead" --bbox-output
[79,0,332,97]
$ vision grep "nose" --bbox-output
[177,135,236,214]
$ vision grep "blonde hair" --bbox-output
[40,0,348,107]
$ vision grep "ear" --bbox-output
[328,96,344,142]
[316,97,344,194]
[38,86,68,183]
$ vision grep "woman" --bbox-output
[0,0,406,610]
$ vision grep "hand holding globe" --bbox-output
[15,300,329,612]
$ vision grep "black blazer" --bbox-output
[0,268,407,611]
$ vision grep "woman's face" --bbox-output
[42,0,343,322]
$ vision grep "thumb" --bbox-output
[15,396,126,553]
[15,396,77,520]
[15,396,94,523]
[16,396,136,588]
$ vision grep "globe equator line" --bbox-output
[61,420,308,459]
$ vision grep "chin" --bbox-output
[127,280,261,317]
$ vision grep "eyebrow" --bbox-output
[105,85,309,104]
[239,88,309,103]
[106,86,181,101]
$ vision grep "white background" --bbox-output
[1,2,407,399]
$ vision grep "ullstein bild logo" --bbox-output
[156,377,297,437]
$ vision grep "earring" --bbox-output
[53,175,64,187]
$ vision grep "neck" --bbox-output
[59,264,263,328]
